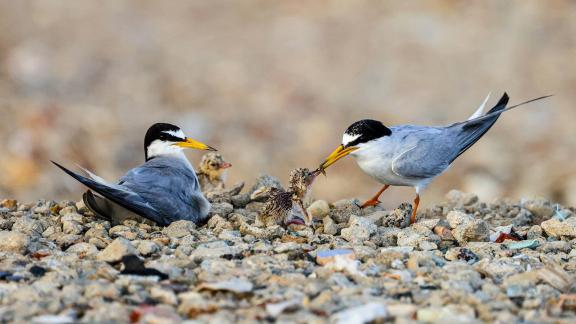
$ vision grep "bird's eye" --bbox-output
[210,163,217,168]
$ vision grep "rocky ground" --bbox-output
[1,175,576,323]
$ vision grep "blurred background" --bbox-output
[0,0,575,208]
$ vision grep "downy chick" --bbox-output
[197,153,232,192]
[258,168,320,227]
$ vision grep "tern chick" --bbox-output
[318,93,551,224]
[258,168,320,227]
[197,153,232,192]
[53,123,216,226]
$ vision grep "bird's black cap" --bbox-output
[343,119,392,147]
[144,123,185,159]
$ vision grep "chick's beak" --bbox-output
[175,138,217,151]
[220,162,232,169]
[318,145,358,172]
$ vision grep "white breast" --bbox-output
[350,136,424,188]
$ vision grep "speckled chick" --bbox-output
[258,168,319,227]
[197,153,232,192]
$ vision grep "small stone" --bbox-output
[56,234,83,249]
[527,225,543,239]
[330,302,388,324]
[97,238,138,263]
[316,249,355,266]
[523,199,555,223]
[231,193,251,208]
[67,242,99,256]
[84,282,121,299]
[150,287,178,305]
[209,202,234,217]
[452,219,490,244]
[198,278,254,294]
[340,215,376,243]
[418,241,437,251]
[1,199,17,211]
[136,240,161,256]
[387,304,417,319]
[446,190,478,206]
[11,217,46,237]
[59,206,78,216]
[330,199,361,224]
[207,215,232,234]
[0,219,14,230]
[307,200,330,220]
[162,220,196,239]
[446,211,473,229]
[381,203,412,228]
[0,230,30,254]
[504,239,539,250]
[322,216,338,235]
[541,217,576,238]
[397,228,425,247]
[62,220,84,235]
[266,298,301,317]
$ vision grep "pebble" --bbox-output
[209,202,234,217]
[198,279,254,294]
[135,240,161,256]
[322,216,338,235]
[329,199,361,223]
[162,220,196,239]
[381,203,412,228]
[541,217,576,238]
[307,200,330,220]
[330,302,388,324]
[0,181,574,323]
[523,199,555,223]
[316,249,355,265]
[340,215,377,243]
[452,219,490,244]
[67,242,99,256]
[97,237,138,263]
[0,230,30,254]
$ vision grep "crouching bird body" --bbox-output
[53,123,217,226]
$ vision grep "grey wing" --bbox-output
[391,127,455,179]
[119,158,209,224]
[52,161,166,224]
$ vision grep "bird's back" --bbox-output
[119,156,211,224]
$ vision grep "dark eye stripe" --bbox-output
[144,123,185,160]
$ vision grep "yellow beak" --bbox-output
[319,145,358,172]
[174,138,217,151]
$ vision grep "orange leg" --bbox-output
[410,194,420,224]
[360,185,390,209]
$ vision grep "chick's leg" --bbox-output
[410,194,420,224]
[360,185,390,208]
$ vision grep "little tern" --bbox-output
[53,123,216,226]
[318,93,551,224]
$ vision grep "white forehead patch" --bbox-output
[342,133,360,146]
[163,129,186,139]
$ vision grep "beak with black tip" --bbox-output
[174,138,217,151]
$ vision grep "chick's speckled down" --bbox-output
[258,168,319,227]
[197,153,231,192]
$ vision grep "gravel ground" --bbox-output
[0,175,575,323]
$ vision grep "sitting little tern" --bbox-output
[318,93,551,224]
[53,123,216,226]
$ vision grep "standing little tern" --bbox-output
[53,123,216,226]
[318,93,551,224]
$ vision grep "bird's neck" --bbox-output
[148,150,194,171]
